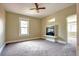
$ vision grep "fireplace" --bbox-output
[46,26,55,36]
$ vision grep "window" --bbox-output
[19,18,29,35]
[68,22,77,32]
[67,15,77,32]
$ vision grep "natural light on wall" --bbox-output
[0,18,3,35]
[48,18,55,22]
[19,18,29,36]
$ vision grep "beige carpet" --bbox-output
[1,39,76,56]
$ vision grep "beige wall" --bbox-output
[77,3,79,56]
[77,4,79,45]
[5,4,77,43]
[41,4,76,42]
[6,12,41,42]
[0,4,6,48]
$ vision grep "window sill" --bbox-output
[19,34,29,37]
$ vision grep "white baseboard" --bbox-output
[6,37,42,44]
[5,37,66,46]
[0,43,6,54]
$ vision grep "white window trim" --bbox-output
[19,17,29,36]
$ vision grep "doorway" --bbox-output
[67,15,77,47]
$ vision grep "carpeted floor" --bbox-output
[0,39,76,56]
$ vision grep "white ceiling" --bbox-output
[2,3,74,19]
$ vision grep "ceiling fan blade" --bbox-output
[38,7,46,9]
[30,3,46,13]
[35,3,39,10]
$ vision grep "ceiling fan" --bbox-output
[30,3,46,13]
